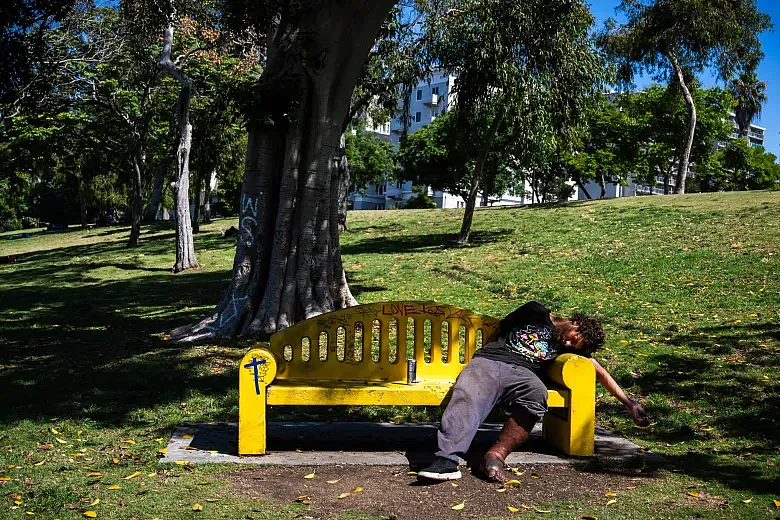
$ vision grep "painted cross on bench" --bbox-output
[243,356,268,395]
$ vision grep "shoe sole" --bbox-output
[417,470,462,481]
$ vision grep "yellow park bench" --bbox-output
[238,301,596,457]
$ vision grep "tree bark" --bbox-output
[192,172,202,234]
[598,171,606,198]
[169,0,393,341]
[203,169,214,223]
[575,178,591,199]
[160,22,198,273]
[128,149,143,247]
[457,107,505,244]
[667,52,695,195]
[144,163,166,222]
[336,135,350,232]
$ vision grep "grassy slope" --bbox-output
[0,191,778,519]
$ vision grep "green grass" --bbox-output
[1,191,779,519]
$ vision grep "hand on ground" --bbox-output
[627,401,650,427]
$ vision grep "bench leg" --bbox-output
[239,349,277,455]
[542,394,595,457]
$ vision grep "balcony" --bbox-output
[424,93,439,106]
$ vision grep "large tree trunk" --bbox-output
[144,163,166,222]
[169,0,393,341]
[160,23,198,273]
[128,149,143,247]
[667,53,695,195]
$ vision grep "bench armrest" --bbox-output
[545,353,595,391]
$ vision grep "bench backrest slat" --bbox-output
[269,302,500,382]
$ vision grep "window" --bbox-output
[432,109,438,118]
[416,89,422,100]
[415,112,422,123]
[396,181,403,189]
[432,87,439,95]
[377,184,384,195]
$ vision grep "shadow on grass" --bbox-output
[342,230,507,256]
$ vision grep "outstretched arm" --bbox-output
[589,358,650,427]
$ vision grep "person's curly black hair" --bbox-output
[571,314,605,356]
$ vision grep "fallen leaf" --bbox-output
[582,515,598,520]
[181,435,192,439]
[112,459,119,464]
[604,492,616,497]
[742,499,752,504]
[198,482,211,485]
[122,471,142,480]
[773,500,780,507]
[90,499,99,506]
[296,495,311,505]
[451,502,465,510]
[497,488,507,493]
[0,476,10,481]
[295,449,302,453]
[535,508,552,513]
[122,440,135,445]
[82,513,97,519]
[407,471,417,475]
[147,473,157,477]
[303,471,315,479]
[26,512,34,516]
[107,485,120,490]
[157,449,167,455]
[326,479,340,484]
[530,473,541,478]
[521,505,533,510]
[606,499,617,506]
[505,479,522,487]
[451,482,458,487]
[174,461,188,465]
[338,493,351,499]
[87,472,102,477]
[205,499,218,503]
[55,438,68,444]
[192,503,203,511]
[352,487,363,493]
[51,429,59,435]
[687,491,699,497]
[508,506,519,513]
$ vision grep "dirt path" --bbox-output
[228,463,656,520]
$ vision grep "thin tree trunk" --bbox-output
[169,0,391,341]
[160,21,198,273]
[128,149,143,247]
[457,107,505,244]
[78,173,87,229]
[598,171,606,198]
[337,134,349,232]
[667,52,695,195]
[203,169,214,223]
[144,163,166,221]
[192,173,202,234]
[575,178,591,199]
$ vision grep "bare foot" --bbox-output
[482,453,507,483]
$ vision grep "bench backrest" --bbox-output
[269,302,500,383]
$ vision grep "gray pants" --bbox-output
[436,357,548,463]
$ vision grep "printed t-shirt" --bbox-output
[473,301,561,373]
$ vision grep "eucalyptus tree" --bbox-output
[731,69,768,144]
[169,0,396,341]
[414,0,605,243]
[599,0,771,194]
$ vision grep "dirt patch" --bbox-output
[227,464,656,520]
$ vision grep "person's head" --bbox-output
[553,314,605,356]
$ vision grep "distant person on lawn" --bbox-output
[417,301,650,482]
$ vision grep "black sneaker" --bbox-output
[417,456,462,481]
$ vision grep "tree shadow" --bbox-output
[341,230,507,256]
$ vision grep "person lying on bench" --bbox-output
[417,301,649,482]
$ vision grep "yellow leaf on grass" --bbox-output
[123,471,142,480]
[0,476,10,481]
[535,508,552,513]
[26,512,34,516]
[505,479,522,487]
[122,440,135,445]
[107,485,120,490]
[51,429,59,434]
[326,479,340,484]
[687,491,699,497]
[303,471,316,479]
[87,472,102,477]
[174,461,188,465]
[407,471,417,475]
[451,502,465,510]
[521,505,533,510]
[192,503,203,511]
[508,506,519,513]
[451,482,458,487]
[198,482,211,485]
[606,499,617,506]
[81,512,97,519]
[90,499,99,506]
[742,499,752,504]
[604,492,616,497]
[112,459,119,464]
[338,493,351,499]
[55,438,68,444]
[147,473,157,477]
[773,500,780,507]
[33,461,45,466]
[582,515,598,520]
[157,448,167,455]
[497,488,507,493]
[352,487,363,493]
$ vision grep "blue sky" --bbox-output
[589,0,780,158]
